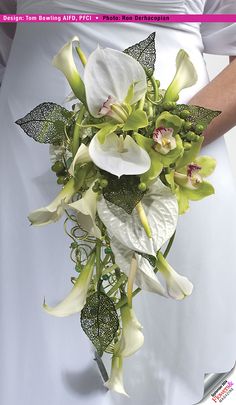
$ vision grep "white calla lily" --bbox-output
[115,305,144,358]
[157,252,193,300]
[28,179,75,226]
[69,143,91,176]
[89,133,151,177]
[43,252,95,317]
[84,46,147,118]
[164,49,198,102]
[104,356,128,396]
[68,183,101,238]
[52,36,86,103]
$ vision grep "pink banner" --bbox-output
[1,14,236,23]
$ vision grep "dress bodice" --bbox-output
[17,0,205,14]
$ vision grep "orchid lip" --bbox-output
[187,163,202,177]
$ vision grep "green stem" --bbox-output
[107,274,127,297]
[102,264,118,276]
[95,240,102,286]
[163,231,176,258]
[72,106,86,157]
[116,287,141,310]
[138,95,145,111]
[150,75,159,102]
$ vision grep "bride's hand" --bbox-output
[189,56,236,144]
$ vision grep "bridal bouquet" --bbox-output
[16,33,219,396]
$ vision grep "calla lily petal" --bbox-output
[115,305,144,358]
[69,143,91,176]
[157,253,193,300]
[84,46,147,117]
[68,184,101,238]
[53,36,86,103]
[164,50,198,102]
[89,133,151,177]
[28,179,75,226]
[104,356,128,396]
[43,253,95,317]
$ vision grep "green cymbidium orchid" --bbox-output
[166,154,216,214]
[134,132,183,186]
[157,252,193,300]
[28,178,76,226]
[164,49,198,102]
[43,252,95,317]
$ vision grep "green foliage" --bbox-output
[80,292,119,356]
[124,32,156,77]
[102,173,146,214]
[15,102,73,144]
[123,110,148,131]
[155,111,184,135]
[174,104,221,130]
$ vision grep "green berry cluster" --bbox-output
[51,161,70,185]
[92,178,109,193]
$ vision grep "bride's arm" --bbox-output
[189,57,236,144]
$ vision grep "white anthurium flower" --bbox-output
[104,356,128,397]
[43,252,95,317]
[28,179,75,226]
[110,234,167,296]
[84,46,147,118]
[164,49,198,102]
[157,252,193,300]
[89,133,151,177]
[69,143,91,176]
[97,178,178,256]
[115,304,144,358]
[53,36,86,103]
[68,183,101,239]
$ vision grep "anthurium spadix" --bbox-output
[84,46,147,118]
[52,36,86,104]
[164,49,198,102]
[28,178,75,226]
[89,133,151,177]
[157,252,193,300]
[43,252,95,317]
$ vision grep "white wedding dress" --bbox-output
[1,1,236,405]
